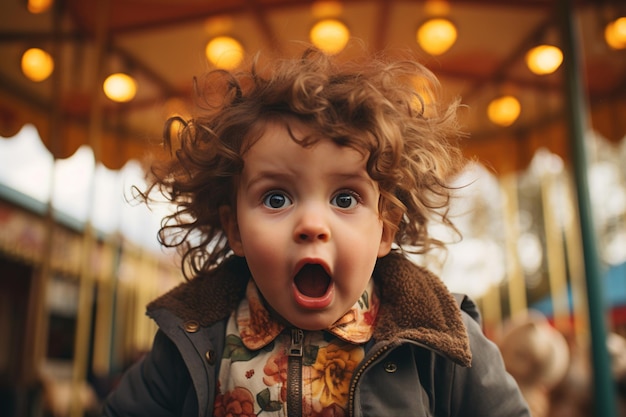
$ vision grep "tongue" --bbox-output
[294,264,330,298]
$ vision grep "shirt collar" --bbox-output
[236,279,380,350]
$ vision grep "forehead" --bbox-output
[247,119,359,154]
[239,120,371,182]
[242,117,311,150]
[242,116,367,157]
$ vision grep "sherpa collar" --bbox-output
[146,251,472,366]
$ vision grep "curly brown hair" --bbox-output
[145,46,466,279]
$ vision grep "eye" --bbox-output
[263,192,292,209]
[331,191,359,209]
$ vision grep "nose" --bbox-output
[293,206,331,243]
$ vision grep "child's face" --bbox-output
[222,120,394,330]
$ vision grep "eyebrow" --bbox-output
[243,171,290,189]
[330,172,377,187]
[244,169,377,191]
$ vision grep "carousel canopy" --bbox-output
[0,0,625,172]
[0,124,169,254]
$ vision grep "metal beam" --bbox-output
[559,1,618,417]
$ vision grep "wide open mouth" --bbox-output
[294,263,332,298]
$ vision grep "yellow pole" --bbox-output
[91,239,119,376]
[481,284,503,341]
[563,175,590,348]
[540,168,570,333]
[69,224,96,417]
[70,1,110,416]
[500,173,527,318]
[23,205,54,385]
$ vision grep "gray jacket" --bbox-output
[103,252,530,417]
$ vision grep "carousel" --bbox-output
[0,0,625,416]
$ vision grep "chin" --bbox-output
[289,315,337,331]
[297,323,330,331]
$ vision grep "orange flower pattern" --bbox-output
[307,341,364,408]
[214,386,256,417]
[262,350,288,403]
[214,280,379,417]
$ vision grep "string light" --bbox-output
[21,48,54,82]
[416,18,457,56]
[27,0,52,14]
[487,95,521,127]
[103,73,137,103]
[605,17,626,50]
[205,36,244,70]
[310,19,350,55]
[526,45,563,75]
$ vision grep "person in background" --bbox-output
[102,43,530,417]
[498,311,570,417]
[548,331,626,417]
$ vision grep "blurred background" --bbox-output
[0,0,625,416]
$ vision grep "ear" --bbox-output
[377,205,402,258]
[219,205,244,256]
[377,222,396,258]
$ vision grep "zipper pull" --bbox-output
[289,328,304,356]
[287,328,304,417]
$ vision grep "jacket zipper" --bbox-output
[347,344,390,417]
[287,328,304,417]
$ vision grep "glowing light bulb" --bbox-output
[103,73,137,103]
[487,95,521,127]
[526,45,563,75]
[21,48,54,82]
[310,19,350,55]
[27,0,52,13]
[605,17,626,50]
[205,36,244,70]
[416,18,457,56]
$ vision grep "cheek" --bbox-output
[338,222,383,265]
[238,216,283,259]
[240,233,286,292]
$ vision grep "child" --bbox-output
[103,46,530,417]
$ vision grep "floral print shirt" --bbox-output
[214,279,379,417]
